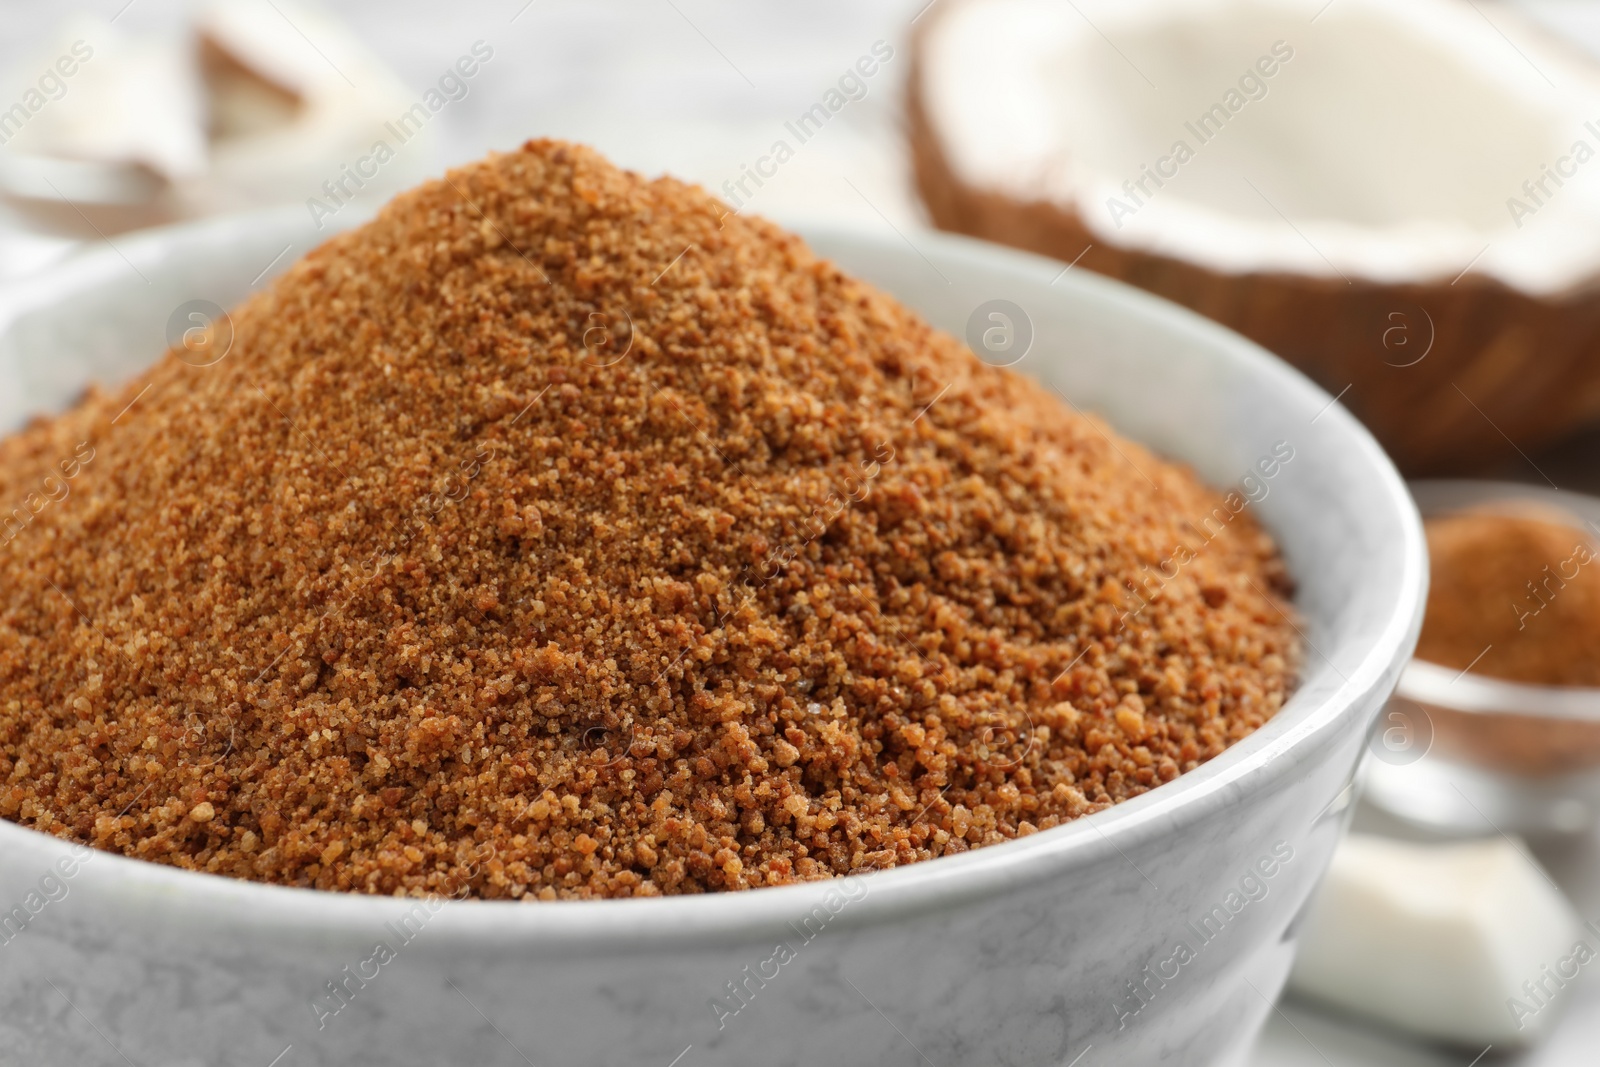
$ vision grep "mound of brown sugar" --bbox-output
[1418,510,1600,686]
[0,141,1297,900]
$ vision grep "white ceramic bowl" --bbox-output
[0,208,1424,1067]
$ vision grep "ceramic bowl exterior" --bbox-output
[0,210,1425,1067]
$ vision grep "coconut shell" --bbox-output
[907,28,1600,475]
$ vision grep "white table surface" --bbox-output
[2,1,1599,1063]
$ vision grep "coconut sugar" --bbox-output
[1418,511,1600,687]
[0,141,1298,899]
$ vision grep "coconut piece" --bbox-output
[198,33,304,142]
[188,0,432,214]
[2,16,206,184]
[910,0,1600,473]
[1288,834,1585,1046]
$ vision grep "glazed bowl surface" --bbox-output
[0,208,1424,1067]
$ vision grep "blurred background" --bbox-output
[5,1,1600,1063]
[0,0,922,280]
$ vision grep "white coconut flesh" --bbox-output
[921,0,1600,294]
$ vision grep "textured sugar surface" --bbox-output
[1420,511,1600,686]
[0,141,1297,899]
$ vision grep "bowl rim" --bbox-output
[1401,477,1600,719]
[0,208,1427,947]
[1400,659,1600,719]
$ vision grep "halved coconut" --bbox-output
[911,0,1600,472]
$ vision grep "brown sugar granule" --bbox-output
[0,141,1298,899]
[1418,510,1600,686]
